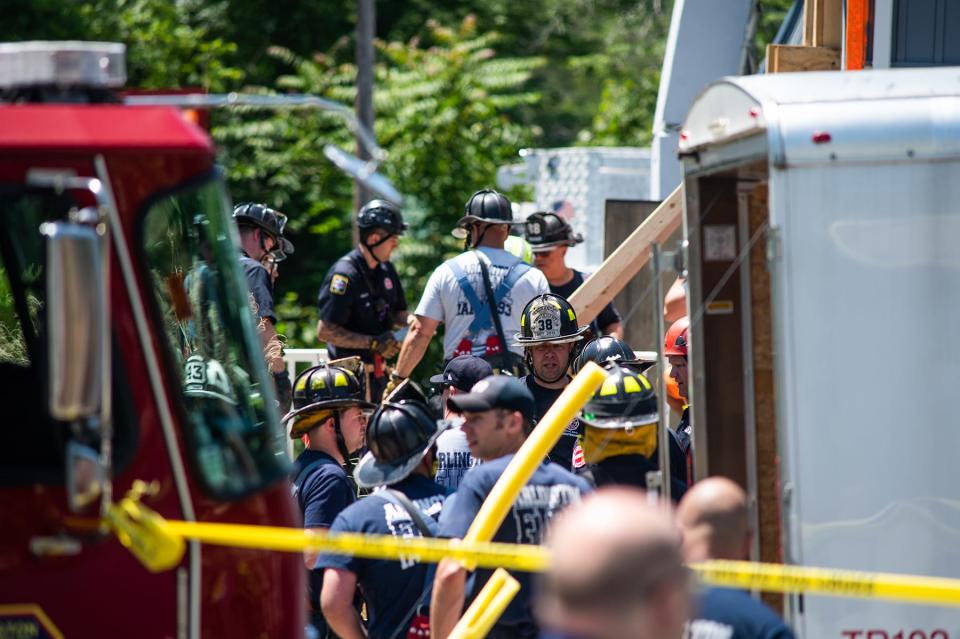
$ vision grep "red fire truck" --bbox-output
[0,42,304,637]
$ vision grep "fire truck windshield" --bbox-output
[141,176,289,499]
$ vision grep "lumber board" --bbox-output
[803,0,843,48]
[747,183,784,614]
[569,185,683,326]
[766,44,840,73]
[802,0,818,46]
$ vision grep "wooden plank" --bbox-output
[603,199,680,351]
[804,0,842,48]
[747,183,784,614]
[767,44,841,73]
[803,0,821,46]
[569,185,683,326]
[822,0,844,49]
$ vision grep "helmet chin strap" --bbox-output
[362,231,394,266]
[469,223,490,250]
[333,411,355,473]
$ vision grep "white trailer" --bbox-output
[678,66,960,638]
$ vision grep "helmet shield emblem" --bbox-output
[530,300,562,340]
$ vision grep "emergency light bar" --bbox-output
[0,41,126,89]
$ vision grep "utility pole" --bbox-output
[354,0,375,242]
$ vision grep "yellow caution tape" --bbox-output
[162,520,551,572]
[462,362,607,547]
[105,496,960,608]
[103,480,186,573]
[692,560,960,607]
[448,568,520,639]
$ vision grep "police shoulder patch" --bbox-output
[330,274,349,295]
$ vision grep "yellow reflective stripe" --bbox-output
[567,309,576,321]
[334,372,348,387]
[622,376,641,394]
[599,377,618,396]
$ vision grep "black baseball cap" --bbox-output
[429,355,494,392]
[446,375,536,422]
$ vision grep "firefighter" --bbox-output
[524,211,623,338]
[536,487,691,639]
[233,202,294,410]
[390,189,549,389]
[318,400,449,639]
[182,354,259,493]
[429,354,493,489]
[431,375,591,639]
[316,200,410,403]
[578,363,687,500]
[515,293,590,471]
[571,335,655,374]
[665,316,693,482]
[284,363,375,638]
[678,477,796,639]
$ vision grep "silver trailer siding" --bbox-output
[680,67,960,638]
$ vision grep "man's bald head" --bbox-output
[536,488,690,639]
[676,476,751,562]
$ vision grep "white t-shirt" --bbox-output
[415,247,549,360]
[433,418,479,490]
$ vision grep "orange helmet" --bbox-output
[664,316,689,358]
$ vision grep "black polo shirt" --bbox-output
[317,248,406,363]
[549,270,620,335]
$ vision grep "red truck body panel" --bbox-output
[0,104,304,638]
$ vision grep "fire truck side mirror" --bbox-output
[41,222,107,422]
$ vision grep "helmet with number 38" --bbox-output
[514,293,589,346]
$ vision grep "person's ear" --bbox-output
[511,410,524,434]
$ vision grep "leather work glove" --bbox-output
[370,331,401,359]
[383,371,405,398]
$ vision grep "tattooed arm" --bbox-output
[316,319,373,350]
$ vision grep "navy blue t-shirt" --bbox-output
[316,474,447,639]
[293,450,356,528]
[438,455,591,636]
[687,587,796,639]
[522,376,583,472]
[239,252,275,323]
[292,449,356,636]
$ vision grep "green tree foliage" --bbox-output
[4,0,798,384]
[1,0,243,92]
[216,17,543,381]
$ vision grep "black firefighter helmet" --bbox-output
[515,293,590,346]
[357,199,407,236]
[524,211,583,252]
[572,336,655,374]
[284,363,374,438]
[354,400,449,488]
